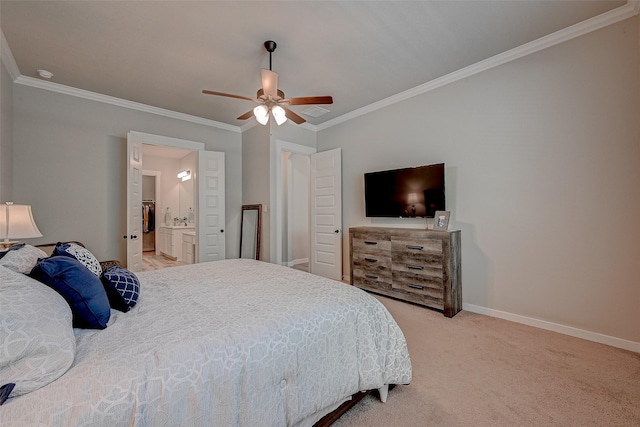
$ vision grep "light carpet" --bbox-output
[333,295,640,427]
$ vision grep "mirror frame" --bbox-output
[239,204,262,260]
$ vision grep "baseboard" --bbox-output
[463,303,639,353]
[286,258,309,267]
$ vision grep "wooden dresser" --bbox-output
[349,226,461,317]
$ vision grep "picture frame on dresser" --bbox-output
[433,211,450,231]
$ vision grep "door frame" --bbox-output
[270,139,316,265]
[127,131,204,265]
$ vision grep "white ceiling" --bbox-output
[0,1,627,128]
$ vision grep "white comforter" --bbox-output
[2,259,411,426]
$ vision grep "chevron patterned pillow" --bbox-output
[100,266,140,312]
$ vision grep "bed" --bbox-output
[1,258,412,426]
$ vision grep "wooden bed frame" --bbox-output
[315,385,396,426]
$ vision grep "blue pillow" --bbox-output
[30,256,111,329]
[101,266,140,312]
[52,242,102,277]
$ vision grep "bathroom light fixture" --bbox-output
[177,170,191,181]
[0,202,43,249]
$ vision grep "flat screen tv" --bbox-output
[364,163,445,218]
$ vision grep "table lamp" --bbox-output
[0,202,43,249]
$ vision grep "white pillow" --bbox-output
[0,244,48,274]
[0,266,76,398]
[54,242,102,277]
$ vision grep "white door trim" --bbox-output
[270,139,316,265]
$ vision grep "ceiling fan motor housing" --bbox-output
[264,40,277,53]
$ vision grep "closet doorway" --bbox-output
[272,140,342,281]
[282,152,311,271]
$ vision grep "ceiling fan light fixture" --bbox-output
[272,106,288,126]
[253,105,269,125]
[203,40,333,126]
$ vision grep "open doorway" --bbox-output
[271,140,315,269]
[140,145,195,271]
[127,131,226,272]
[271,140,342,281]
[282,152,310,272]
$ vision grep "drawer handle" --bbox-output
[364,241,378,245]
[364,257,378,263]
[407,264,424,270]
[408,284,425,290]
[406,245,424,250]
[365,274,379,280]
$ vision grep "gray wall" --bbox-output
[0,58,12,202]
[242,123,270,260]
[12,84,242,263]
[318,17,640,343]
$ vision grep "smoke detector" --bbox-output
[36,69,54,79]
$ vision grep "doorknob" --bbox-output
[335,229,340,233]
[220,229,224,233]
[124,235,138,239]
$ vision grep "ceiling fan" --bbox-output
[202,40,333,125]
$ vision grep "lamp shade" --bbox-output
[272,106,288,126]
[0,203,43,240]
[253,105,269,125]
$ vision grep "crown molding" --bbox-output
[14,75,241,133]
[317,1,640,131]
[0,28,21,81]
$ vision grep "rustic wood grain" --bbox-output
[350,227,461,317]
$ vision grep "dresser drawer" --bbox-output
[352,268,392,293]
[392,237,443,267]
[392,270,443,293]
[392,261,443,278]
[391,272,444,309]
[352,233,391,255]
[352,252,391,276]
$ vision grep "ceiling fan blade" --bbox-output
[237,110,254,120]
[261,69,278,99]
[283,96,333,106]
[202,90,257,102]
[281,106,306,125]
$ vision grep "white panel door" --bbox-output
[126,132,143,272]
[310,148,342,281]
[197,151,226,262]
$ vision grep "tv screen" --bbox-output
[364,163,445,218]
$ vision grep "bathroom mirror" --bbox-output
[240,204,261,260]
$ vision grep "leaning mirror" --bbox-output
[240,204,261,260]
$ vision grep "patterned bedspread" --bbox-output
[1,259,412,426]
